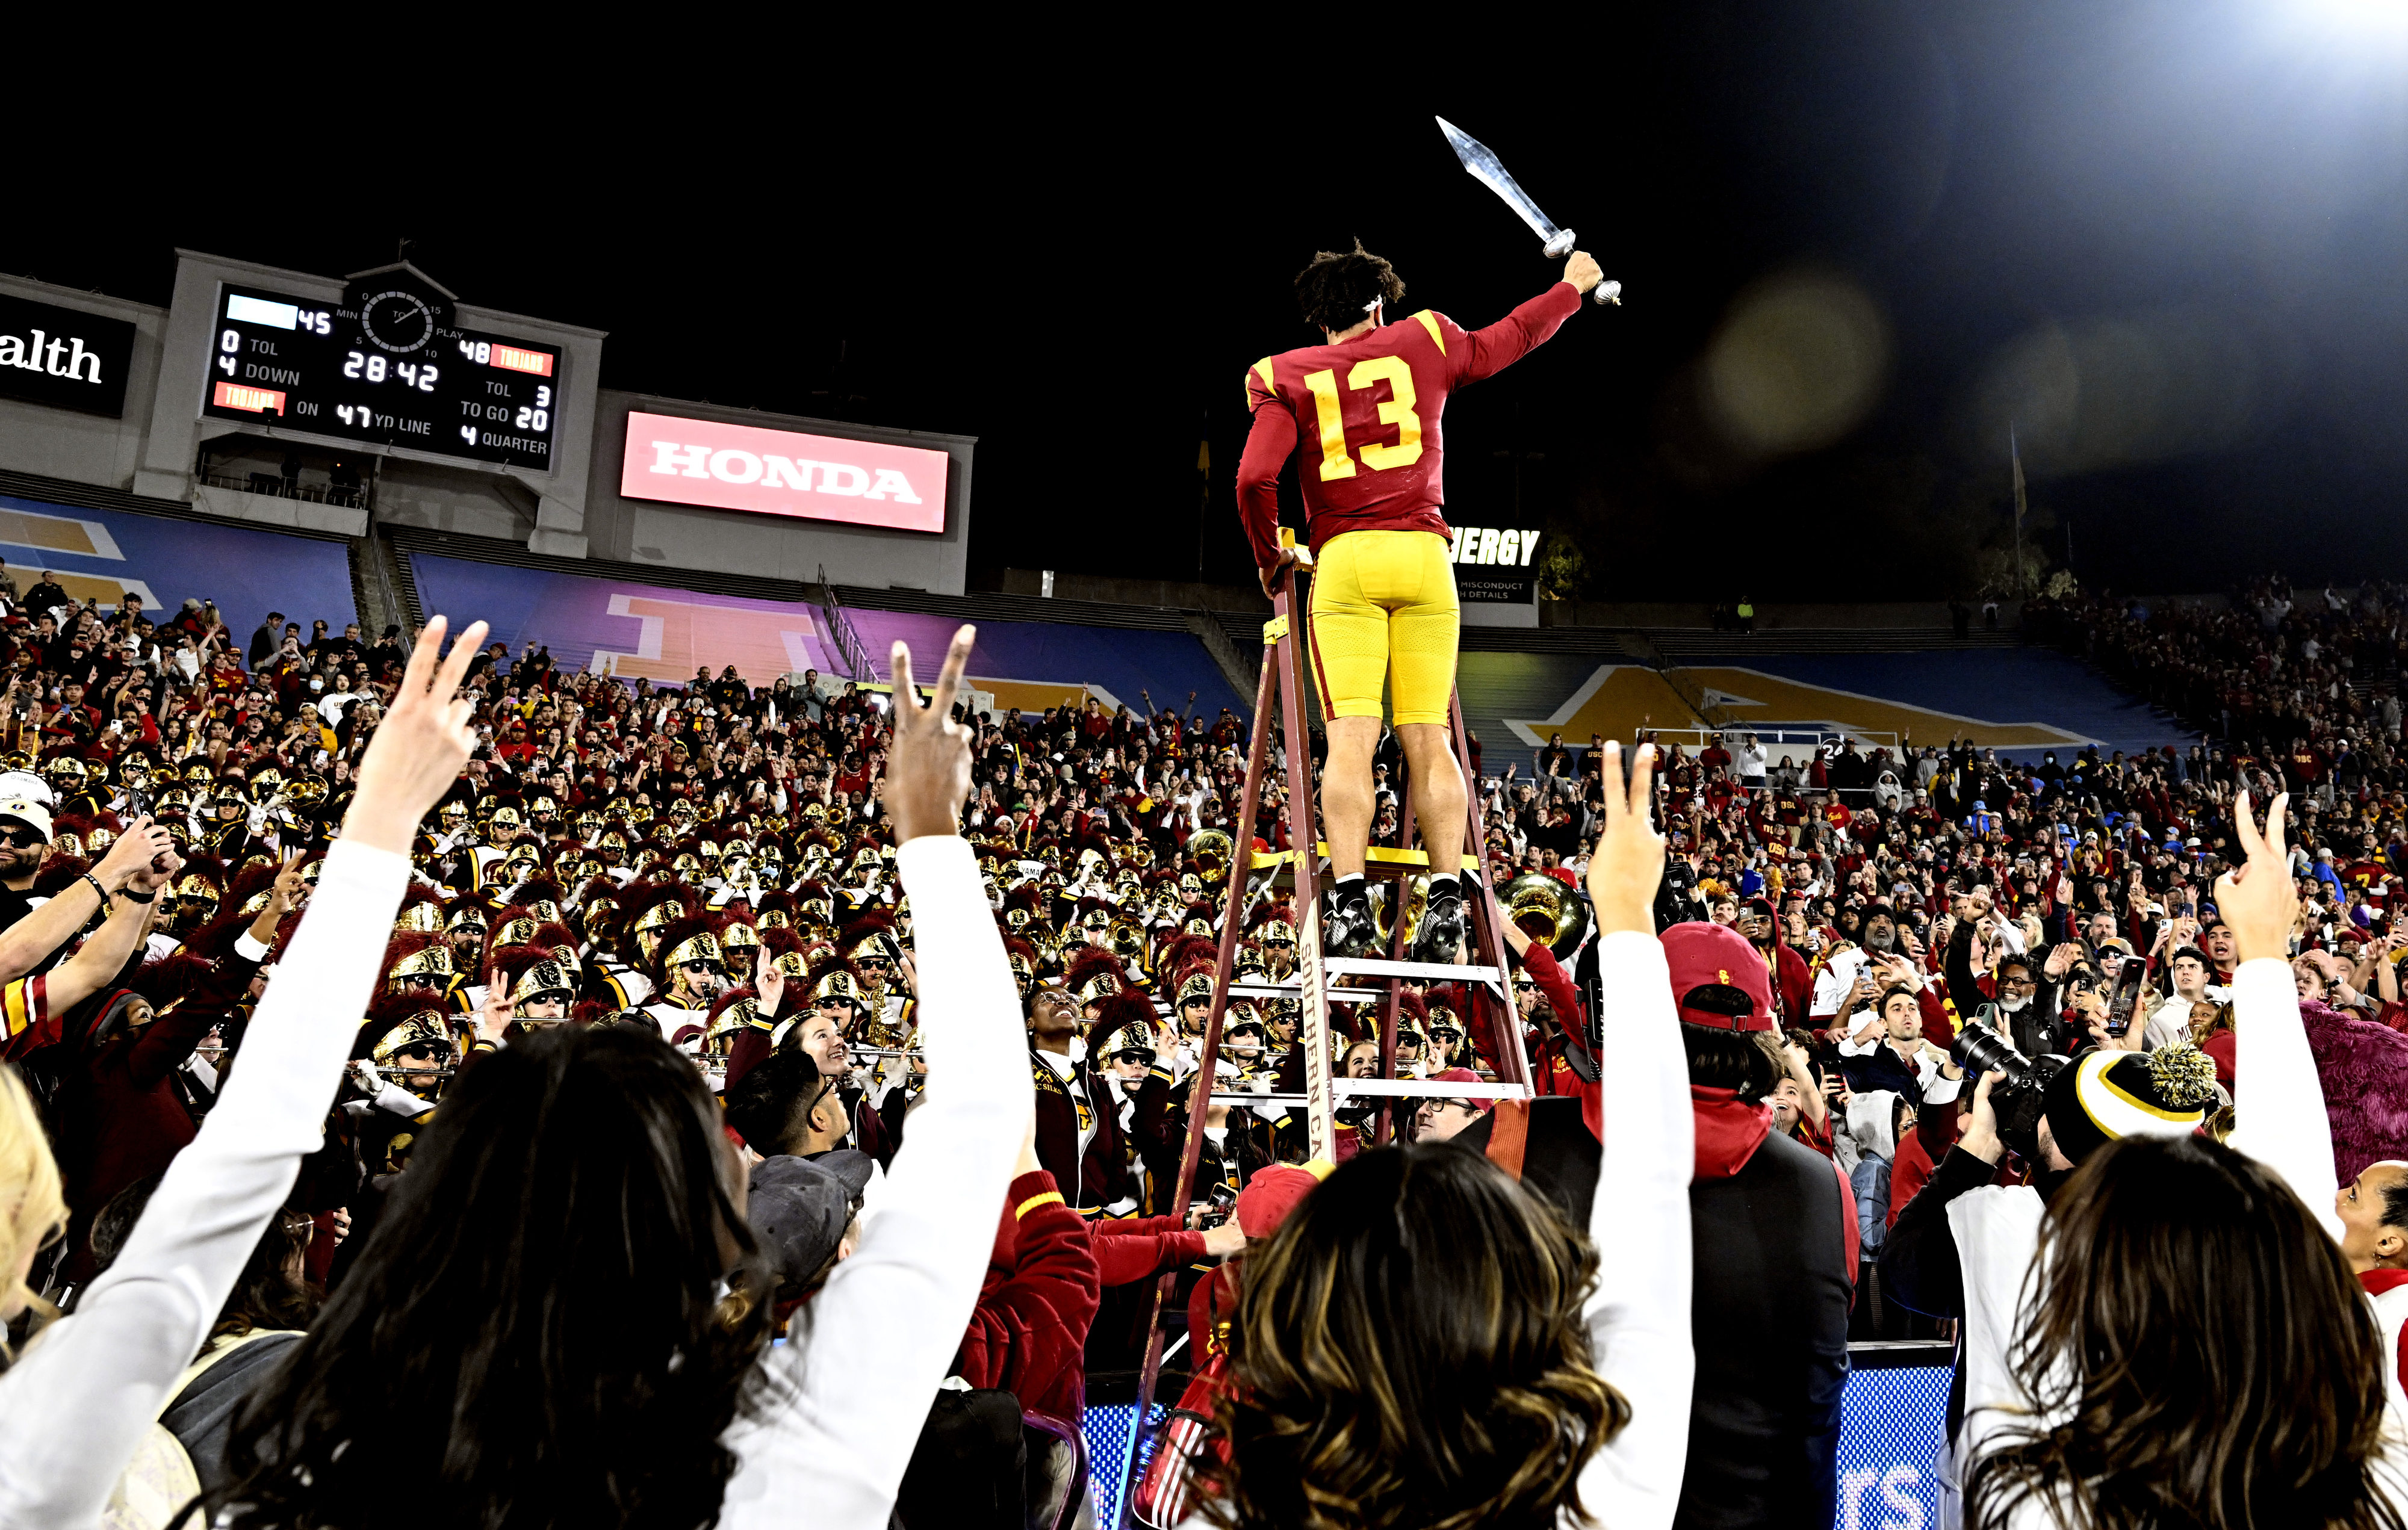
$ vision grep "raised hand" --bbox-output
[884,626,977,844]
[2215,788,2299,964]
[93,815,174,892]
[476,967,513,1045]
[756,946,787,1020]
[1587,741,1665,936]
[344,616,488,857]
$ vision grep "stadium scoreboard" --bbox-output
[201,279,563,471]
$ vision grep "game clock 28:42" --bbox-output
[202,282,563,472]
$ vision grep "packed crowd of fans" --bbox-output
[0,575,2401,1529]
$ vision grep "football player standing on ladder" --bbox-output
[1237,240,1607,961]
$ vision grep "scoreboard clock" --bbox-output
[201,278,564,472]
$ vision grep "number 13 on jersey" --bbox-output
[1301,356,1423,482]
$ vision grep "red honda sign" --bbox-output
[620,411,948,533]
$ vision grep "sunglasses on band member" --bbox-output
[0,827,42,850]
[1114,1050,1156,1068]
[1513,978,1537,993]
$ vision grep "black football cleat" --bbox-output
[1324,889,1378,959]
[1411,891,1466,966]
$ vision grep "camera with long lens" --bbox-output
[1949,1024,2067,1164]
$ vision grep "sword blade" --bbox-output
[1436,116,1563,246]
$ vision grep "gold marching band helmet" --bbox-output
[704,995,757,1060]
[366,1008,457,1089]
[1096,1015,1165,1063]
[662,927,725,973]
[491,915,541,950]
[386,944,456,993]
[631,899,687,962]
[508,959,577,1018]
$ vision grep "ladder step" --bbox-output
[1334,1079,1533,1101]
[1325,957,1505,985]
[1205,1082,1535,1107]
[1229,982,1382,1003]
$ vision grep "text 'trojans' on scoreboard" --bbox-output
[200,285,564,472]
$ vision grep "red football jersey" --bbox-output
[1236,281,1583,568]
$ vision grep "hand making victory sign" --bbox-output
[883,624,977,844]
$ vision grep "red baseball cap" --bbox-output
[1662,921,1773,1033]
[1429,1066,1490,1112]
[1236,1161,1332,1238]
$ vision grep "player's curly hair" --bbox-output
[1296,240,1406,332]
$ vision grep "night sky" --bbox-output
[12,3,2408,600]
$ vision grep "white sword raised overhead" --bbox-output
[1436,117,1622,306]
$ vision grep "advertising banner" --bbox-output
[620,410,948,533]
[0,293,135,417]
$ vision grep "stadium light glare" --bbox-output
[2294,0,2408,33]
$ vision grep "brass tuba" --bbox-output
[1504,872,1593,959]
[278,775,330,809]
[1189,829,1234,884]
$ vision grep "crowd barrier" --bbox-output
[1082,1342,1952,1528]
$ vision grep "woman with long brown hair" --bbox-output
[1962,791,2408,1529]
[1190,743,1694,1530]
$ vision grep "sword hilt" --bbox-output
[1545,229,1622,306]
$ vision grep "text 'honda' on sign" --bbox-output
[619,410,949,534]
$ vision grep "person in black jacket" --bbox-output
[1457,919,1852,1530]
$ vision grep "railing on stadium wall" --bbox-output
[813,563,876,683]
[196,470,367,509]
[1639,725,1904,754]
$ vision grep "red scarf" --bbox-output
[1690,1085,1772,1180]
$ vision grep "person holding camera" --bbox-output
[1888,788,2407,1526]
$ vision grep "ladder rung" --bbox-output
[1334,1079,1533,1101]
[1208,1092,1312,1105]
[1325,957,1504,985]
[1312,842,1483,872]
[1229,982,1382,1004]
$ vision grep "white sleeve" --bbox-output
[2226,956,2344,1242]
[1573,931,1695,1530]
[0,838,408,1530]
[717,835,1026,1530]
